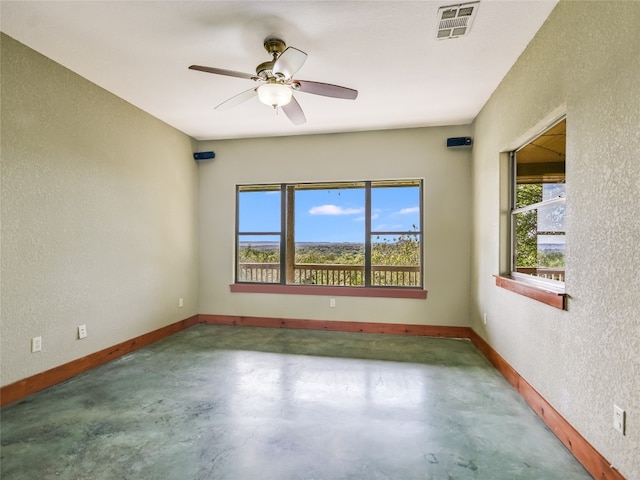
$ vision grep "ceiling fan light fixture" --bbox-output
[257,83,292,108]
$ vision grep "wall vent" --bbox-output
[436,2,480,39]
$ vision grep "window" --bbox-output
[236,180,423,290]
[510,118,566,290]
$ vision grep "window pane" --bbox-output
[238,187,281,232]
[513,203,565,282]
[371,233,421,287]
[371,183,421,233]
[538,201,565,273]
[294,186,365,243]
[290,185,365,286]
[237,235,280,283]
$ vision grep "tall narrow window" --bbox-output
[236,180,423,289]
[511,118,566,287]
[236,185,282,283]
[371,181,422,287]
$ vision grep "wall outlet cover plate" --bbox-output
[613,405,625,435]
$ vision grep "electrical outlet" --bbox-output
[178,297,184,308]
[78,325,88,339]
[613,405,625,435]
[31,336,42,353]
[330,298,336,308]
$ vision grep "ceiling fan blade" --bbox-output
[215,87,258,111]
[294,80,358,100]
[282,96,306,125]
[189,65,257,81]
[273,47,307,79]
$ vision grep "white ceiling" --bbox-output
[1,1,558,141]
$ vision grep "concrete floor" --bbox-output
[1,325,591,480]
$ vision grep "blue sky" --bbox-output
[239,185,420,243]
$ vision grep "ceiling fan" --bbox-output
[189,37,358,125]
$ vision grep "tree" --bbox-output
[238,244,279,264]
[371,233,420,266]
[514,184,542,268]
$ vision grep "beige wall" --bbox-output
[197,126,472,326]
[1,34,200,386]
[470,2,640,478]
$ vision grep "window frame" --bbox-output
[497,116,567,309]
[233,179,426,298]
[509,118,566,292]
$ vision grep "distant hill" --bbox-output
[239,241,363,250]
[538,243,565,252]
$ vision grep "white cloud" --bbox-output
[309,204,364,215]
[398,206,419,215]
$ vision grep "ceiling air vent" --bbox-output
[436,1,479,39]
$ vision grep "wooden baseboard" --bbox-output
[0,315,199,407]
[0,313,626,479]
[199,314,471,338]
[468,330,625,480]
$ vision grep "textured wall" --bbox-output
[1,34,199,386]
[470,2,640,478]
[197,127,472,326]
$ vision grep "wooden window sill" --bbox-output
[494,275,566,310]
[230,283,427,299]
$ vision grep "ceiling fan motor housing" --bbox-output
[263,37,286,57]
[258,38,287,78]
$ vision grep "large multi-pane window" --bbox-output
[511,118,566,287]
[236,180,423,288]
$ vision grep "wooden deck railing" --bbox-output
[239,263,282,283]
[238,263,420,287]
[515,267,565,282]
